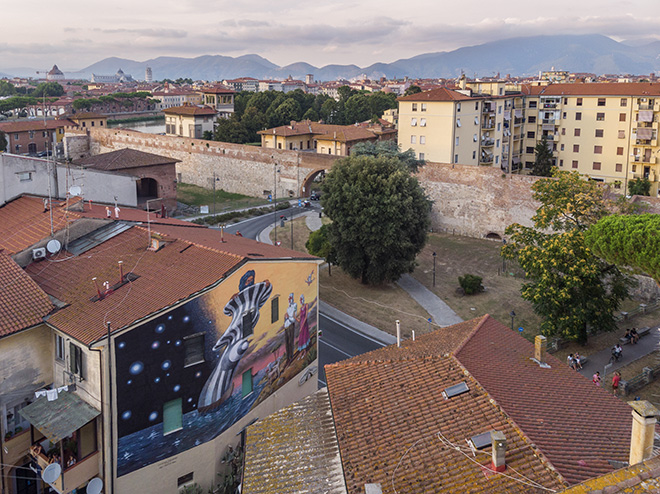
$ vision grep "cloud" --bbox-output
[93,27,188,38]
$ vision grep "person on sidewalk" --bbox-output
[612,371,621,395]
[574,352,583,370]
[592,371,601,386]
[631,328,639,344]
[624,329,632,344]
[567,354,575,369]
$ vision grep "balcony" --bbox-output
[541,118,557,125]
[482,105,495,114]
[480,155,494,165]
[638,104,656,111]
[30,448,100,493]
[481,138,494,147]
[542,103,558,109]
[482,120,495,130]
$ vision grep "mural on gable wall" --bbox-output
[115,263,318,477]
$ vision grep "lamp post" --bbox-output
[290,203,295,250]
[212,171,219,215]
[509,310,516,331]
[432,251,437,287]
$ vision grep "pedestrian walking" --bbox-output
[592,371,601,386]
[612,371,621,395]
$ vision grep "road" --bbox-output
[317,312,386,387]
[220,204,318,239]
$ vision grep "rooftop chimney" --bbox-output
[491,431,506,472]
[629,400,659,465]
[534,335,547,363]
[396,320,401,347]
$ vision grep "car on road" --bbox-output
[310,191,321,201]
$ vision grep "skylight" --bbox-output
[442,381,469,399]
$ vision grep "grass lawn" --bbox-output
[177,183,268,212]
[269,216,313,252]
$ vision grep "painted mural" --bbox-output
[115,263,318,477]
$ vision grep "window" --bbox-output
[472,150,476,159]
[420,118,426,127]
[163,398,182,435]
[498,105,502,114]
[410,118,417,126]
[621,98,627,107]
[561,128,566,135]
[633,164,637,172]
[595,129,604,137]
[560,144,565,151]
[42,131,48,137]
[178,473,194,488]
[618,130,626,139]
[418,152,424,160]
[421,103,427,112]
[78,419,97,459]
[410,135,416,144]
[100,121,104,126]
[271,296,279,323]
[474,117,479,125]
[496,139,500,148]
[69,343,84,379]
[184,333,205,367]
[242,308,256,336]
[617,147,624,155]
[475,102,479,110]
[528,116,536,123]
[412,103,417,111]
[529,101,537,109]
[596,112,605,121]
[527,131,535,139]
[91,121,95,127]
[616,163,623,172]
[473,134,478,142]
[619,113,626,122]
[14,134,19,140]
[573,144,580,152]
[242,369,253,397]
[495,156,499,164]
[576,112,582,120]
[593,162,601,170]
[29,131,34,139]
[455,136,459,147]
[572,160,578,169]
[574,128,581,136]
[562,112,567,119]
[597,98,606,106]
[577,98,583,106]
[559,159,564,166]
[56,334,65,361]
[17,172,32,182]
[456,103,461,112]
[420,135,426,145]
[456,118,461,127]
[526,146,535,154]
[564,98,568,105]
[497,122,501,131]
[594,145,603,154]
[82,122,86,128]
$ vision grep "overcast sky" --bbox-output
[3,0,660,71]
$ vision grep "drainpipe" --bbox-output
[107,322,114,494]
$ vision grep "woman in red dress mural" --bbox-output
[297,294,310,352]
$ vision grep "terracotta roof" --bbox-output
[455,316,633,485]
[258,120,359,138]
[397,87,475,102]
[243,389,347,494]
[72,148,180,171]
[0,196,80,255]
[68,112,106,120]
[557,455,660,493]
[201,85,235,94]
[0,250,53,338]
[26,226,244,345]
[326,351,565,493]
[162,105,217,116]
[0,119,72,133]
[315,126,380,143]
[532,82,660,97]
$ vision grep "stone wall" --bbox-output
[71,128,541,237]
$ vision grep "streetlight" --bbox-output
[290,202,295,250]
[212,171,220,215]
[509,310,516,331]
[432,252,437,287]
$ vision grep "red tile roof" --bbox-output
[527,82,660,97]
[26,226,244,345]
[72,148,180,171]
[201,85,235,94]
[0,119,73,133]
[0,250,53,338]
[162,105,217,116]
[326,352,565,493]
[397,87,475,102]
[455,316,633,485]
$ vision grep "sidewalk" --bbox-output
[258,209,323,245]
[396,274,464,327]
[577,326,660,378]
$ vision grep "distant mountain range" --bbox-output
[3,34,660,82]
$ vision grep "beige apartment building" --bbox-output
[521,82,660,195]
[397,81,524,172]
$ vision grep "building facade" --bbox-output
[163,106,217,139]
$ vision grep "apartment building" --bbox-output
[521,83,660,195]
[397,81,523,172]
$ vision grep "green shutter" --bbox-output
[163,398,182,435]
[242,370,253,397]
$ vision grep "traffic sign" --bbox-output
[518,327,524,333]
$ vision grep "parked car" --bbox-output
[36,150,52,158]
[310,191,321,201]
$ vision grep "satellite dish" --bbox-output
[87,477,103,494]
[69,185,82,196]
[46,239,62,254]
[41,463,62,484]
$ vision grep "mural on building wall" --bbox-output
[115,264,318,477]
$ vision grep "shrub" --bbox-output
[459,274,484,295]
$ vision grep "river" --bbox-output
[108,118,165,134]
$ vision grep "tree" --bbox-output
[30,82,64,98]
[531,135,554,177]
[321,155,431,284]
[0,81,15,97]
[404,85,422,96]
[305,224,336,274]
[585,214,660,283]
[0,131,7,152]
[350,140,424,173]
[628,177,651,196]
[502,170,631,344]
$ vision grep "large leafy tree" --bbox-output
[350,140,424,173]
[321,155,431,284]
[628,177,651,196]
[585,214,660,283]
[531,135,554,177]
[502,171,631,343]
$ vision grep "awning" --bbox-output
[636,127,653,140]
[20,391,100,443]
[638,110,654,123]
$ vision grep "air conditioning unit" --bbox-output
[32,248,47,260]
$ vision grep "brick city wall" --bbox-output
[71,129,540,238]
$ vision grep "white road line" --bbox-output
[320,313,388,347]
[319,339,354,358]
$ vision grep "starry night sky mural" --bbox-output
[115,263,318,477]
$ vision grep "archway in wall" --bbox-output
[485,232,502,241]
[136,177,159,207]
[300,169,326,197]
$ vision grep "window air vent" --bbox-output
[442,381,469,399]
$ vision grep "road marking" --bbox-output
[319,339,354,358]
[320,313,389,347]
